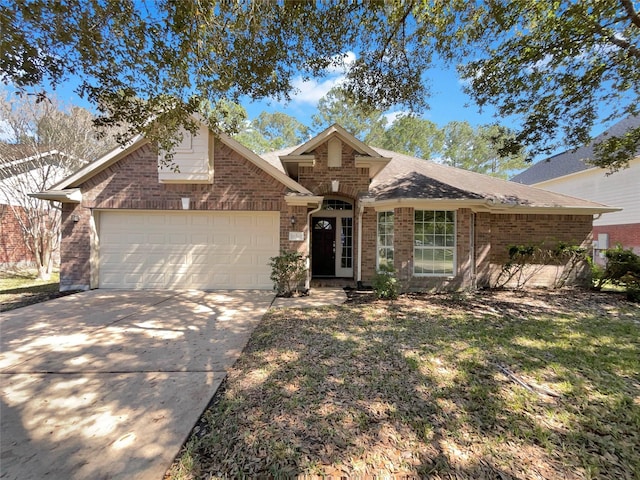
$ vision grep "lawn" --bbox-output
[167,289,640,479]
[0,270,67,311]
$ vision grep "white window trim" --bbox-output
[413,210,457,277]
[376,211,394,270]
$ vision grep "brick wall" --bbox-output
[488,213,593,287]
[60,141,293,289]
[360,208,378,282]
[359,206,475,291]
[593,223,640,254]
[297,141,374,283]
[297,143,371,198]
[0,204,34,266]
[358,208,592,291]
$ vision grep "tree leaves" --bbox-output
[2,0,638,169]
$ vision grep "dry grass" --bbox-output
[167,289,640,479]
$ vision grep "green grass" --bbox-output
[167,290,640,479]
[0,270,62,311]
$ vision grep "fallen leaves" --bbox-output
[166,289,640,480]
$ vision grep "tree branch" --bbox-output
[620,0,640,29]
[592,20,640,60]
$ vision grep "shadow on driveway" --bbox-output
[0,289,274,480]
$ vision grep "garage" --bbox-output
[98,211,279,289]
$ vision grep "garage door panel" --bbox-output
[99,211,278,289]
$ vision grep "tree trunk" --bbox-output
[38,264,51,281]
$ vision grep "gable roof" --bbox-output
[48,127,310,194]
[511,115,640,185]
[364,148,615,213]
[287,124,382,158]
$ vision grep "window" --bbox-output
[414,210,455,275]
[314,219,333,230]
[322,199,352,210]
[341,218,353,268]
[377,211,394,269]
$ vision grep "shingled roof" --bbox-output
[260,143,615,212]
[510,115,640,185]
[367,148,610,210]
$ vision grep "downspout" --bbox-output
[305,201,324,291]
[357,200,365,289]
[470,212,476,289]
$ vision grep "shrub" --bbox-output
[597,245,640,302]
[602,245,640,283]
[496,242,589,289]
[373,264,398,300]
[608,246,640,302]
[268,250,307,297]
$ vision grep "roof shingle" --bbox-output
[511,115,640,185]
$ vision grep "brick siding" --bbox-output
[488,213,593,287]
[297,143,371,198]
[60,141,294,289]
[358,208,593,290]
[593,223,640,254]
[0,204,34,266]
[59,134,597,291]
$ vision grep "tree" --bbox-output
[0,91,118,279]
[234,112,310,154]
[418,1,640,170]
[442,121,527,178]
[380,115,444,160]
[3,1,638,169]
[312,87,387,145]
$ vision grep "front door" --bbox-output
[312,217,336,277]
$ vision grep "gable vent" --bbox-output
[327,137,342,168]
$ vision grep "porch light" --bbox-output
[331,180,339,192]
[71,214,80,223]
[181,197,190,210]
[290,215,296,225]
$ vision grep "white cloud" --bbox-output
[325,51,357,74]
[289,75,345,105]
[281,51,356,105]
[383,110,410,126]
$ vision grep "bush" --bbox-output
[373,264,398,300]
[602,245,640,283]
[598,245,640,302]
[268,250,307,297]
[496,242,588,289]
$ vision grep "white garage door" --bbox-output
[98,211,279,289]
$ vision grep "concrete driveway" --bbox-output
[0,289,274,480]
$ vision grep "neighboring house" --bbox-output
[511,116,640,258]
[0,148,80,268]
[33,122,615,292]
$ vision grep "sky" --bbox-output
[25,51,508,136]
[241,58,505,131]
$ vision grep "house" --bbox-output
[32,122,616,292]
[511,116,640,258]
[0,147,82,269]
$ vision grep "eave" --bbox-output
[53,135,147,190]
[284,194,324,207]
[360,197,621,215]
[355,155,392,179]
[280,154,315,178]
[29,188,82,203]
